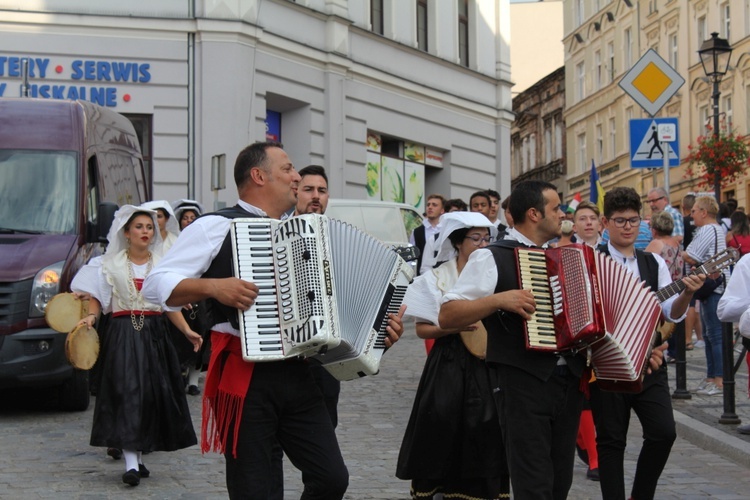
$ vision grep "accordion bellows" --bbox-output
[230,214,413,381]
[590,250,663,392]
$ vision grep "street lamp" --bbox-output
[698,32,733,202]
[698,33,739,426]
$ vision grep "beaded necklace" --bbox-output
[126,251,153,331]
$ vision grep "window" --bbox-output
[577,62,586,100]
[578,133,587,173]
[697,15,707,45]
[669,33,678,68]
[417,0,428,51]
[626,106,633,123]
[522,137,529,173]
[721,2,731,41]
[371,0,384,35]
[458,0,469,67]
[624,28,633,69]
[595,51,602,90]
[544,125,552,164]
[607,41,615,82]
[576,0,584,27]
[530,134,537,170]
[125,114,153,190]
[699,105,709,133]
[723,95,733,129]
[596,124,603,164]
[609,117,616,160]
[555,122,563,159]
[514,142,522,176]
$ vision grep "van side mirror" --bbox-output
[98,202,118,243]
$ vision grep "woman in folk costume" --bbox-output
[71,205,202,487]
[396,212,510,499]
[169,199,210,396]
[172,198,204,229]
[141,200,180,254]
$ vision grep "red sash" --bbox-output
[201,331,255,458]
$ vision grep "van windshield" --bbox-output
[0,150,78,234]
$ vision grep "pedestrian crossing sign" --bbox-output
[629,118,680,168]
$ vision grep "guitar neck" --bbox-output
[655,278,686,303]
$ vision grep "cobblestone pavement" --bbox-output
[1,324,748,499]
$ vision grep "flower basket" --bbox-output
[684,122,750,189]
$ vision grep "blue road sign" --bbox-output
[629,118,680,168]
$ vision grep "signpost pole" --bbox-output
[661,141,669,193]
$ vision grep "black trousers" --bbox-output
[489,363,583,500]
[224,360,348,500]
[589,367,676,500]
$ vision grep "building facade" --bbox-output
[0,0,513,212]
[563,0,750,212]
[510,66,567,194]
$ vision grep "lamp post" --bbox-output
[698,32,739,425]
[698,32,733,202]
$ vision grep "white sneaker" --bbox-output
[697,382,720,395]
[705,384,723,396]
[692,379,710,393]
[694,340,705,349]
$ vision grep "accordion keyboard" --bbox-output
[233,220,285,358]
[517,249,557,349]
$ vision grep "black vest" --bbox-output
[597,244,659,293]
[201,205,267,329]
[481,240,586,381]
[413,225,426,275]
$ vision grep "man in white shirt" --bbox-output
[439,180,582,498]
[142,142,404,500]
[409,194,445,275]
[717,253,750,435]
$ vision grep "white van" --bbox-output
[325,199,422,270]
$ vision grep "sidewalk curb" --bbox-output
[674,409,750,465]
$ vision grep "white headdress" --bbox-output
[434,211,494,263]
[140,200,180,238]
[171,198,205,226]
[103,205,162,261]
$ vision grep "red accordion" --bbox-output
[516,244,606,352]
[516,244,662,392]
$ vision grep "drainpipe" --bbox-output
[187,0,196,199]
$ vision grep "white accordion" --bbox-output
[230,214,413,381]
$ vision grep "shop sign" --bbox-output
[0,54,152,107]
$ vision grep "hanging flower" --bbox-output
[684,120,750,189]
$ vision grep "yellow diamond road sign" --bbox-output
[619,49,685,116]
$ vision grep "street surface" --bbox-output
[1,322,748,499]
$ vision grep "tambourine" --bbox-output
[460,322,488,360]
[45,293,88,333]
[65,324,100,370]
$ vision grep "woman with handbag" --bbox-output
[684,196,730,396]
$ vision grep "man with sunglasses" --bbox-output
[590,187,703,500]
[647,187,683,245]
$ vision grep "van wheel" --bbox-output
[59,369,90,412]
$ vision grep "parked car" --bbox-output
[325,199,422,270]
[0,98,147,411]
